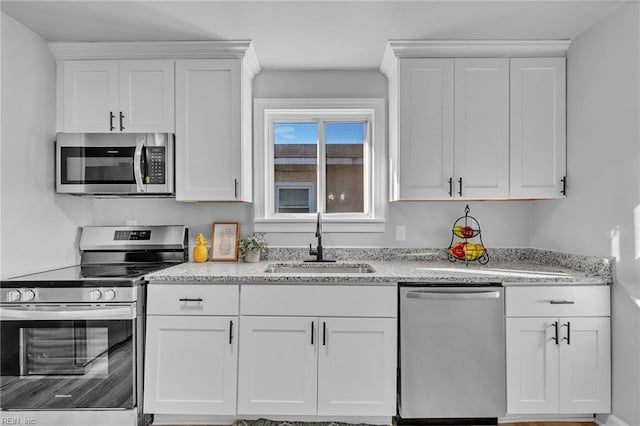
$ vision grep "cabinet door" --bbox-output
[510,58,566,198]
[397,58,454,199]
[506,317,559,414]
[454,58,509,198]
[317,318,396,416]
[559,317,611,414]
[63,60,119,132]
[237,316,318,415]
[119,60,174,133]
[143,315,237,415]
[175,59,241,201]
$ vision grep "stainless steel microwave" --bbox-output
[56,133,174,195]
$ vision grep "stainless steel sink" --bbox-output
[264,263,375,274]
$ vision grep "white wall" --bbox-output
[0,13,91,278]
[89,70,533,251]
[530,2,640,424]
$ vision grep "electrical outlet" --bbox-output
[126,219,138,226]
[396,225,406,241]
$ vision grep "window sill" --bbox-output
[254,218,385,233]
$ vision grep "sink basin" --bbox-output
[264,263,375,274]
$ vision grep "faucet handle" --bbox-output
[309,243,317,255]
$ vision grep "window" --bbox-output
[254,99,386,233]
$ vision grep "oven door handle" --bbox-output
[134,135,145,193]
[0,305,136,321]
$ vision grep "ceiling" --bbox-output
[1,1,624,70]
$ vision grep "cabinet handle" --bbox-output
[551,321,559,345]
[448,177,453,197]
[229,320,234,345]
[458,177,463,197]
[178,298,203,302]
[234,178,239,199]
[311,321,315,345]
[561,176,567,196]
[120,112,125,131]
[562,321,571,345]
[322,321,326,346]
[109,112,115,131]
[549,300,575,305]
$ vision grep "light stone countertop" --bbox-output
[146,257,612,286]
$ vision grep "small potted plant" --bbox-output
[238,232,267,263]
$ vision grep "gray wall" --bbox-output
[0,13,91,278]
[530,2,640,424]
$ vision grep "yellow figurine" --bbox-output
[193,233,209,263]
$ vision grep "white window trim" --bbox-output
[254,98,386,233]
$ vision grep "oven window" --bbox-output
[0,319,135,409]
[61,147,136,184]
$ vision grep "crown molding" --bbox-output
[380,40,571,76]
[48,40,261,75]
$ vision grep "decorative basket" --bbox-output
[447,204,489,266]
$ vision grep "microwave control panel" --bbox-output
[146,147,166,184]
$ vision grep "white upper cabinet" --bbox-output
[381,41,569,200]
[61,59,174,133]
[510,57,567,198]
[119,60,175,133]
[175,59,252,202]
[62,61,119,132]
[397,58,454,199]
[455,58,509,198]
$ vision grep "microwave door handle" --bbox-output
[134,136,145,192]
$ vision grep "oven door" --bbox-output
[0,303,136,410]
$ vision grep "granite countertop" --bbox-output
[146,248,613,286]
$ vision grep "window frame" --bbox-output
[254,99,386,233]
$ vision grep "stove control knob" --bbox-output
[90,289,102,301]
[22,289,36,302]
[7,290,21,302]
[103,289,116,301]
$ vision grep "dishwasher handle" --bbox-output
[406,289,501,300]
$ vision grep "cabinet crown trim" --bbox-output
[380,40,570,76]
[49,41,260,76]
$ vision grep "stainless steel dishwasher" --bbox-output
[398,284,506,424]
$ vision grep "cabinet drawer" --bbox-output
[241,285,397,317]
[506,286,609,317]
[147,284,239,315]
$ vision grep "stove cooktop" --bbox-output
[1,262,179,288]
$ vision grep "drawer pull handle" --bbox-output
[229,320,234,345]
[311,321,315,345]
[549,300,575,304]
[179,298,203,302]
[551,321,559,345]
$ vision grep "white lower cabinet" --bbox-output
[317,317,397,416]
[144,316,238,414]
[144,284,239,415]
[237,316,318,415]
[506,286,611,416]
[238,285,397,418]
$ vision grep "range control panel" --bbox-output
[114,230,151,241]
[146,146,166,184]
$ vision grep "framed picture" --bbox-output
[210,222,240,261]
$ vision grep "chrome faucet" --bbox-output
[307,212,335,262]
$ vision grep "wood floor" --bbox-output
[160,422,598,426]
[502,423,596,426]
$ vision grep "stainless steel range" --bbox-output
[0,225,188,426]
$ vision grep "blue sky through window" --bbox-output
[274,122,365,144]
